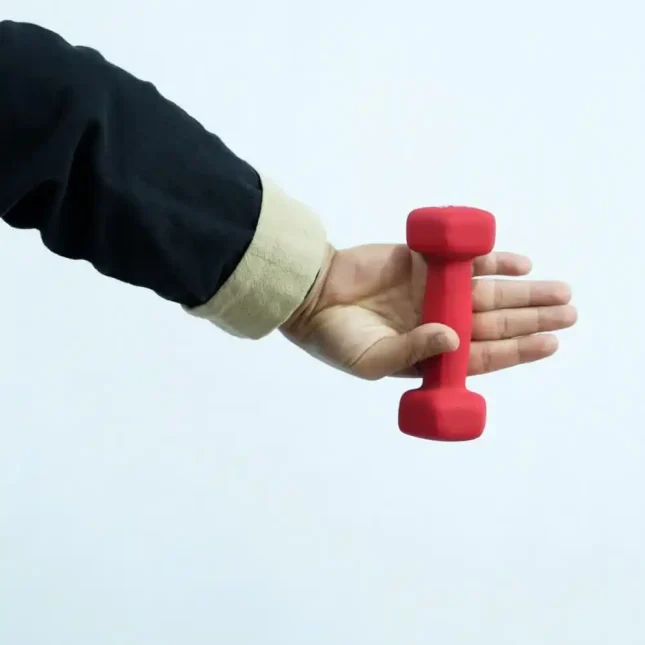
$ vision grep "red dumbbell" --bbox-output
[398,206,496,441]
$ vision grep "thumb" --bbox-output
[354,323,460,380]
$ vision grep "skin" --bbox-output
[281,243,577,380]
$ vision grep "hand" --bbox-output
[281,243,577,380]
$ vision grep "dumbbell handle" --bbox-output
[420,259,473,390]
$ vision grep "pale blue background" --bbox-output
[1,1,642,643]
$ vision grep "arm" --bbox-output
[0,20,327,339]
[0,21,575,381]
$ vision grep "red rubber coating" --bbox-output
[398,206,496,441]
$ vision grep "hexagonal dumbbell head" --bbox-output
[407,206,496,261]
[399,387,487,441]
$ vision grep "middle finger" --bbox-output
[472,279,572,312]
[472,304,578,340]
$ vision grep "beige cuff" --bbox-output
[184,175,327,340]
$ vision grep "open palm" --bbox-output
[282,244,577,380]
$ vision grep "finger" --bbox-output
[355,324,459,380]
[391,330,561,379]
[473,279,572,312]
[472,304,578,340]
[473,252,532,277]
[468,334,559,376]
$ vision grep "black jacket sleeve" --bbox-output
[0,20,261,308]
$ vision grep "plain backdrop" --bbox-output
[0,1,642,644]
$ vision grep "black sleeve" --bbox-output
[0,20,261,308]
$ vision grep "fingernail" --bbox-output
[438,332,458,351]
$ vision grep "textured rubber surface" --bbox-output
[398,206,496,441]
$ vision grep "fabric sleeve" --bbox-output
[0,20,326,339]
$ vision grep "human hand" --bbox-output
[281,244,577,380]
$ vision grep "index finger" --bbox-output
[473,252,532,277]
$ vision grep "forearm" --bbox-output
[0,20,326,338]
